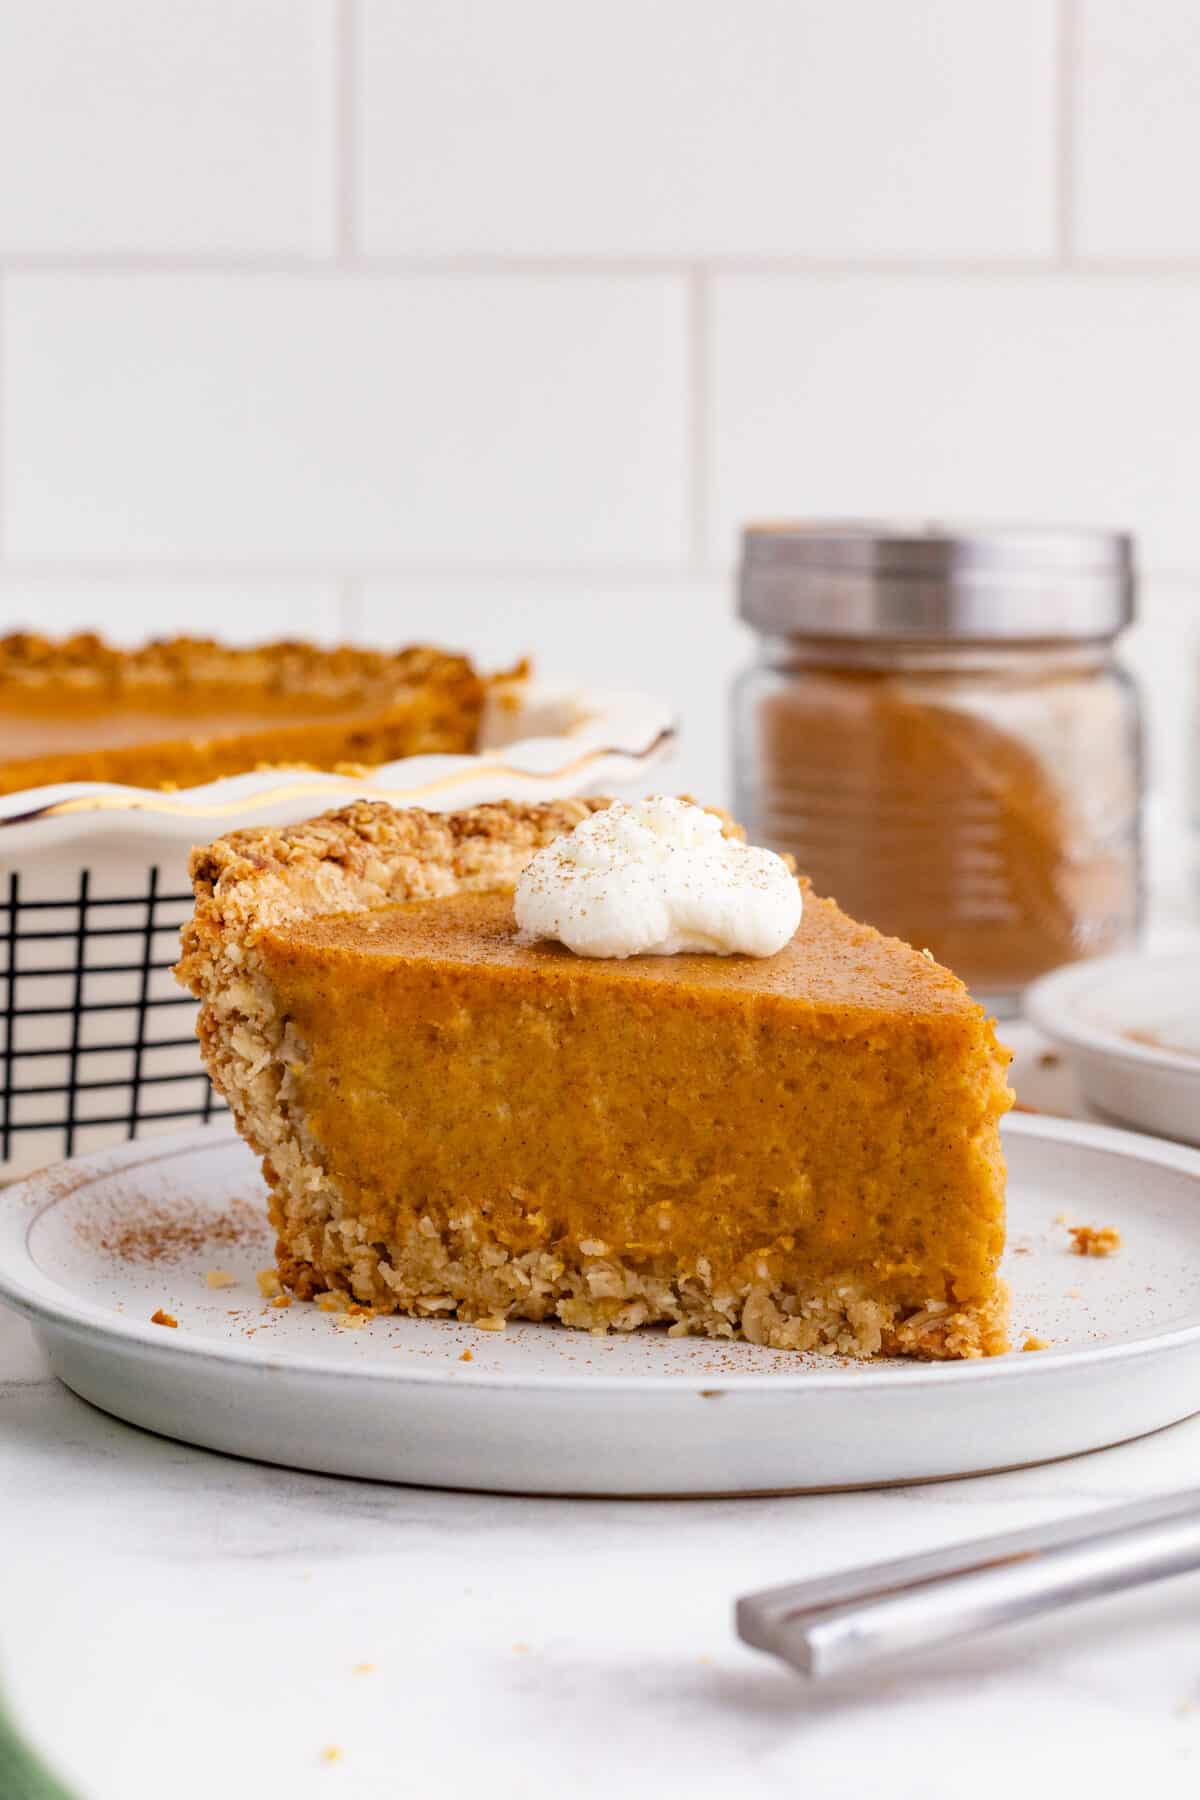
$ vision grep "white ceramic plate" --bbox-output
[2,1115,1199,1495]
[1026,952,1200,1147]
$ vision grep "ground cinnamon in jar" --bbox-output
[732,525,1142,1012]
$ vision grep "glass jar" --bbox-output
[732,524,1143,1013]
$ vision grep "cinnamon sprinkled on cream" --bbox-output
[514,796,801,960]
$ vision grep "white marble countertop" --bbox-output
[3,885,1200,1800]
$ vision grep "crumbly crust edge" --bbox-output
[178,797,616,967]
[277,1217,1010,1361]
[0,631,483,701]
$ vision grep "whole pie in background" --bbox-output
[0,632,494,795]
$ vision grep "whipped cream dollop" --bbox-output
[513,797,802,960]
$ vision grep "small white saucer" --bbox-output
[1026,952,1200,1146]
[2,1117,1200,1494]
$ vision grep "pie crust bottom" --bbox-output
[273,1204,1009,1361]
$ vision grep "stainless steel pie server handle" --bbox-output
[737,1486,1200,1680]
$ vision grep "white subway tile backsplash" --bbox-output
[0,581,341,646]
[0,2,1193,858]
[0,0,336,256]
[1076,1,1200,259]
[357,0,1056,259]
[357,578,746,807]
[2,275,689,565]
[710,274,1200,574]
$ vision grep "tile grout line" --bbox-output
[0,558,729,588]
[7,254,1200,278]
[1055,0,1078,265]
[686,268,711,572]
[3,559,1200,590]
[334,0,357,263]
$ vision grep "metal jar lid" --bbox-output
[739,522,1136,641]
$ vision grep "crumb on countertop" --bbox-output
[320,1745,343,1765]
[474,1314,507,1333]
[205,1268,237,1289]
[271,1293,293,1309]
[150,1308,178,1328]
[352,1663,375,1676]
[1038,1051,1061,1070]
[459,1348,473,1362]
[1022,1336,1051,1352]
[256,1267,283,1299]
[1070,1225,1122,1258]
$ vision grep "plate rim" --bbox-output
[2,1115,1199,1396]
[1026,949,1200,1082]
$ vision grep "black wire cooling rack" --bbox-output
[0,864,224,1163]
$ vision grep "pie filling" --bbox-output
[179,801,1012,1361]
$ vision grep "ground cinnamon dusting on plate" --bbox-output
[77,1195,268,1267]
